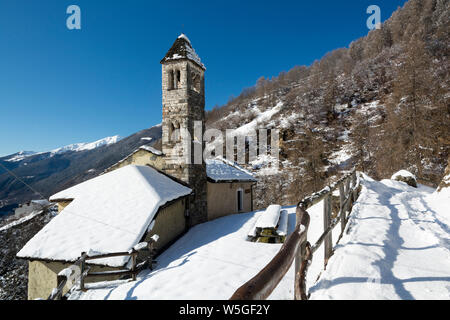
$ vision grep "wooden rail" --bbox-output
[230,170,361,300]
[48,237,158,300]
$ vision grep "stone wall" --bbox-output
[28,195,187,300]
[161,59,207,227]
[27,260,121,300]
[57,200,73,213]
[104,149,165,174]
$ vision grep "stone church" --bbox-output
[105,33,257,224]
[17,34,257,300]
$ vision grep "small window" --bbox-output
[191,73,201,93]
[169,121,180,142]
[237,189,243,212]
[168,70,174,90]
[175,70,181,89]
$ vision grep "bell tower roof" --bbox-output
[160,34,205,70]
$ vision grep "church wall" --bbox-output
[27,260,121,300]
[207,182,253,221]
[105,149,165,174]
[56,200,73,213]
[28,196,186,300]
[143,198,186,253]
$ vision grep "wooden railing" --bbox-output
[230,170,360,300]
[48,236,158,300]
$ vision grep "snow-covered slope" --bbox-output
[67,173,449,300]
[309,174,450,300]
[3,136,121,162]
[2,151,38,163]
[49,135,121,156]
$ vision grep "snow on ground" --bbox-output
[310,174,450,300]
[68,200,334,300]
[329,144,354,166]
[250,154,280,176]
[233,102,283,136]
[68,173,449,300]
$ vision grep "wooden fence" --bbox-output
[48,237,158,300]
[230,170,361,300]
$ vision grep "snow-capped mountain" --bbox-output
[49,135,121,156]
[3,135,121,163]
[2,151,38,163]
[0,127,162,216]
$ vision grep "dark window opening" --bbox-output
[168,70,174,90]
[237,189,243,212]
[175,70,181,89]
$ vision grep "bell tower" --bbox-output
[160,34,207,226]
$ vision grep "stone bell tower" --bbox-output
[160,34,207,227]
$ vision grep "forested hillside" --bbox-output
[206,0,449,209]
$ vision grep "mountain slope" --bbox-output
[310,175,450,300]
[206,0,449,209]
[0,126,162,216]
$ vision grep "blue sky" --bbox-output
[0,0,407,156]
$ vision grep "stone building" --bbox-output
[17,165,193,300]
[160,34,208,227]
[17,34,257,300]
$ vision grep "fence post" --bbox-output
[323,194,332,266]
[80,252,87,292]
[339,183,345,235]
[294,240,304,300]
[131,250,137,281]
[352,172,358,202]
[55,275,64,300]
[345,176,351,196]
[294,208,302,286]
[294,205,310,300]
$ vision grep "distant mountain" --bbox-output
[2,136,121,164]
[0,126,162,216]
[1,151,38,163]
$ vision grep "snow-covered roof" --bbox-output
[160,34,205,70]
[205,158,257,182]
[17,165,192,267]
[139,145,163,155]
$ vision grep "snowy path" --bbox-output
[68,174,450,300]
[67,201,334,300]
[310,174,450,300]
